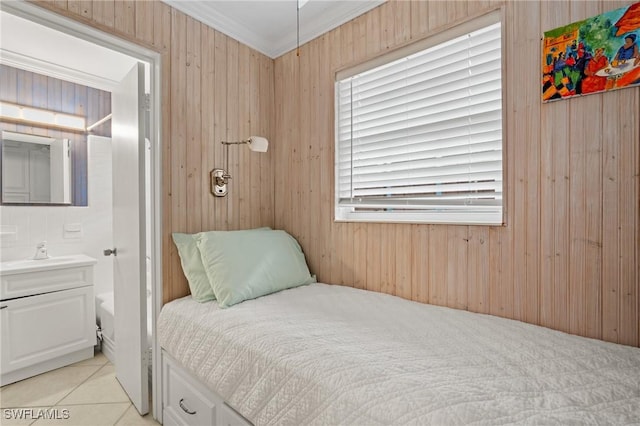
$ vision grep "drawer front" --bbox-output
[1,266,93,300]
[162,408,181,426]
[221,404,252,426]
[0,286,96,374]
[163,354,217,426]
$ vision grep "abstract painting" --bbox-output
[542,2,640,102]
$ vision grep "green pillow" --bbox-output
[173,228,271,302]
[196,230,316,308]
[172,233,216,302]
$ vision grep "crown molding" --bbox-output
[271,0,385,57]
[163,1,385,59]
[0,48,119,91]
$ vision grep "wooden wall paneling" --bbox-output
[259,54,274,228]
[395,225,411,300]
[581,1,603,340]
[540,1,568,331]
[114,0,135,38]
[169,8,188,299]
[467,226,489,314]
[565,0,602,339]
[237,43,250,229]
[296,42,309,254]
[332,15,356,275]
[185,17,202,233]
[520,0,542,326]
[225,38,239,228]
[53,1,67,12]
[306,37,323,278]
[305,40,319,272]
[617,89,639,347]
[510,0,530,322]
[390,0,410,46]
[411,225,429,303]
[135,0,154,46]
[487,226,502,316]
[200,26,214,232]
[249,51,261,229]
[410,0,430,40]
[467,0,493,16]
[153,1,171,53]
[598,1,639,345]
[66,0,80,16]
[364,5,384,58]
[427,0,449,33]
[212,31,228,231]
[155,2,173,304]
[318,34,333,282]
[90,0,105,28]
[379,224,392,294]
[32,1,274,301]
[491,0,514,321]
[447,226,468,310]
[428,225,447,306]
[446,0,468,24]
[273,55,286,232]
[353,223,367,290]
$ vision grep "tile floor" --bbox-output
[0,351,159,426]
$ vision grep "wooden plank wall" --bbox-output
[0,64,111,206]
[32,0,275,303]
[274,0,639,347]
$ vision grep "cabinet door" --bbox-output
[29,147,51,202]
[0,286,95,374]
[2,144,30,196]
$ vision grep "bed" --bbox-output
[158,282,640,425]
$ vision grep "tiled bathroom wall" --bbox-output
[0,136,113,295]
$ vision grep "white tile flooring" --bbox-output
[0,351,159,426]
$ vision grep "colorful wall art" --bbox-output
[542,2,640,102]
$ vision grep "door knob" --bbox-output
[103,248,117,256]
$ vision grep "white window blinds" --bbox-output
[335,14,503,225]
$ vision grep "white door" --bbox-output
[111,62,148,415]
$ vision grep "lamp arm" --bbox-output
[220,140,250,146]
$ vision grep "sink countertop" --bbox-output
[0,254,98,276]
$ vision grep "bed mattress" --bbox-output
[158,283,640,425]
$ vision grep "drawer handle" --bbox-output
[179,398,197,415]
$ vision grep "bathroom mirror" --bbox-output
[1,130,72,205]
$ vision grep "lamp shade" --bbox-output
[247,136,269,152]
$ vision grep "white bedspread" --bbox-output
[158,283,640,425]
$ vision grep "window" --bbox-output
[335,12,503,225]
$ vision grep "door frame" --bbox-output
[0,1,164,420]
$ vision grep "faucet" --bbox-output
[33,241,50,260]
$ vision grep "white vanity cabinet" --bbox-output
[0,255,97,386]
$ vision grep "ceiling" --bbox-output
[163,0,385,58]
[0,11,138,92]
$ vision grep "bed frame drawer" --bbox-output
[162,350,252,426]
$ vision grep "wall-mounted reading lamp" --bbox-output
[211,136,269,197]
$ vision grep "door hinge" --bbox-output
[144,94,151,112]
